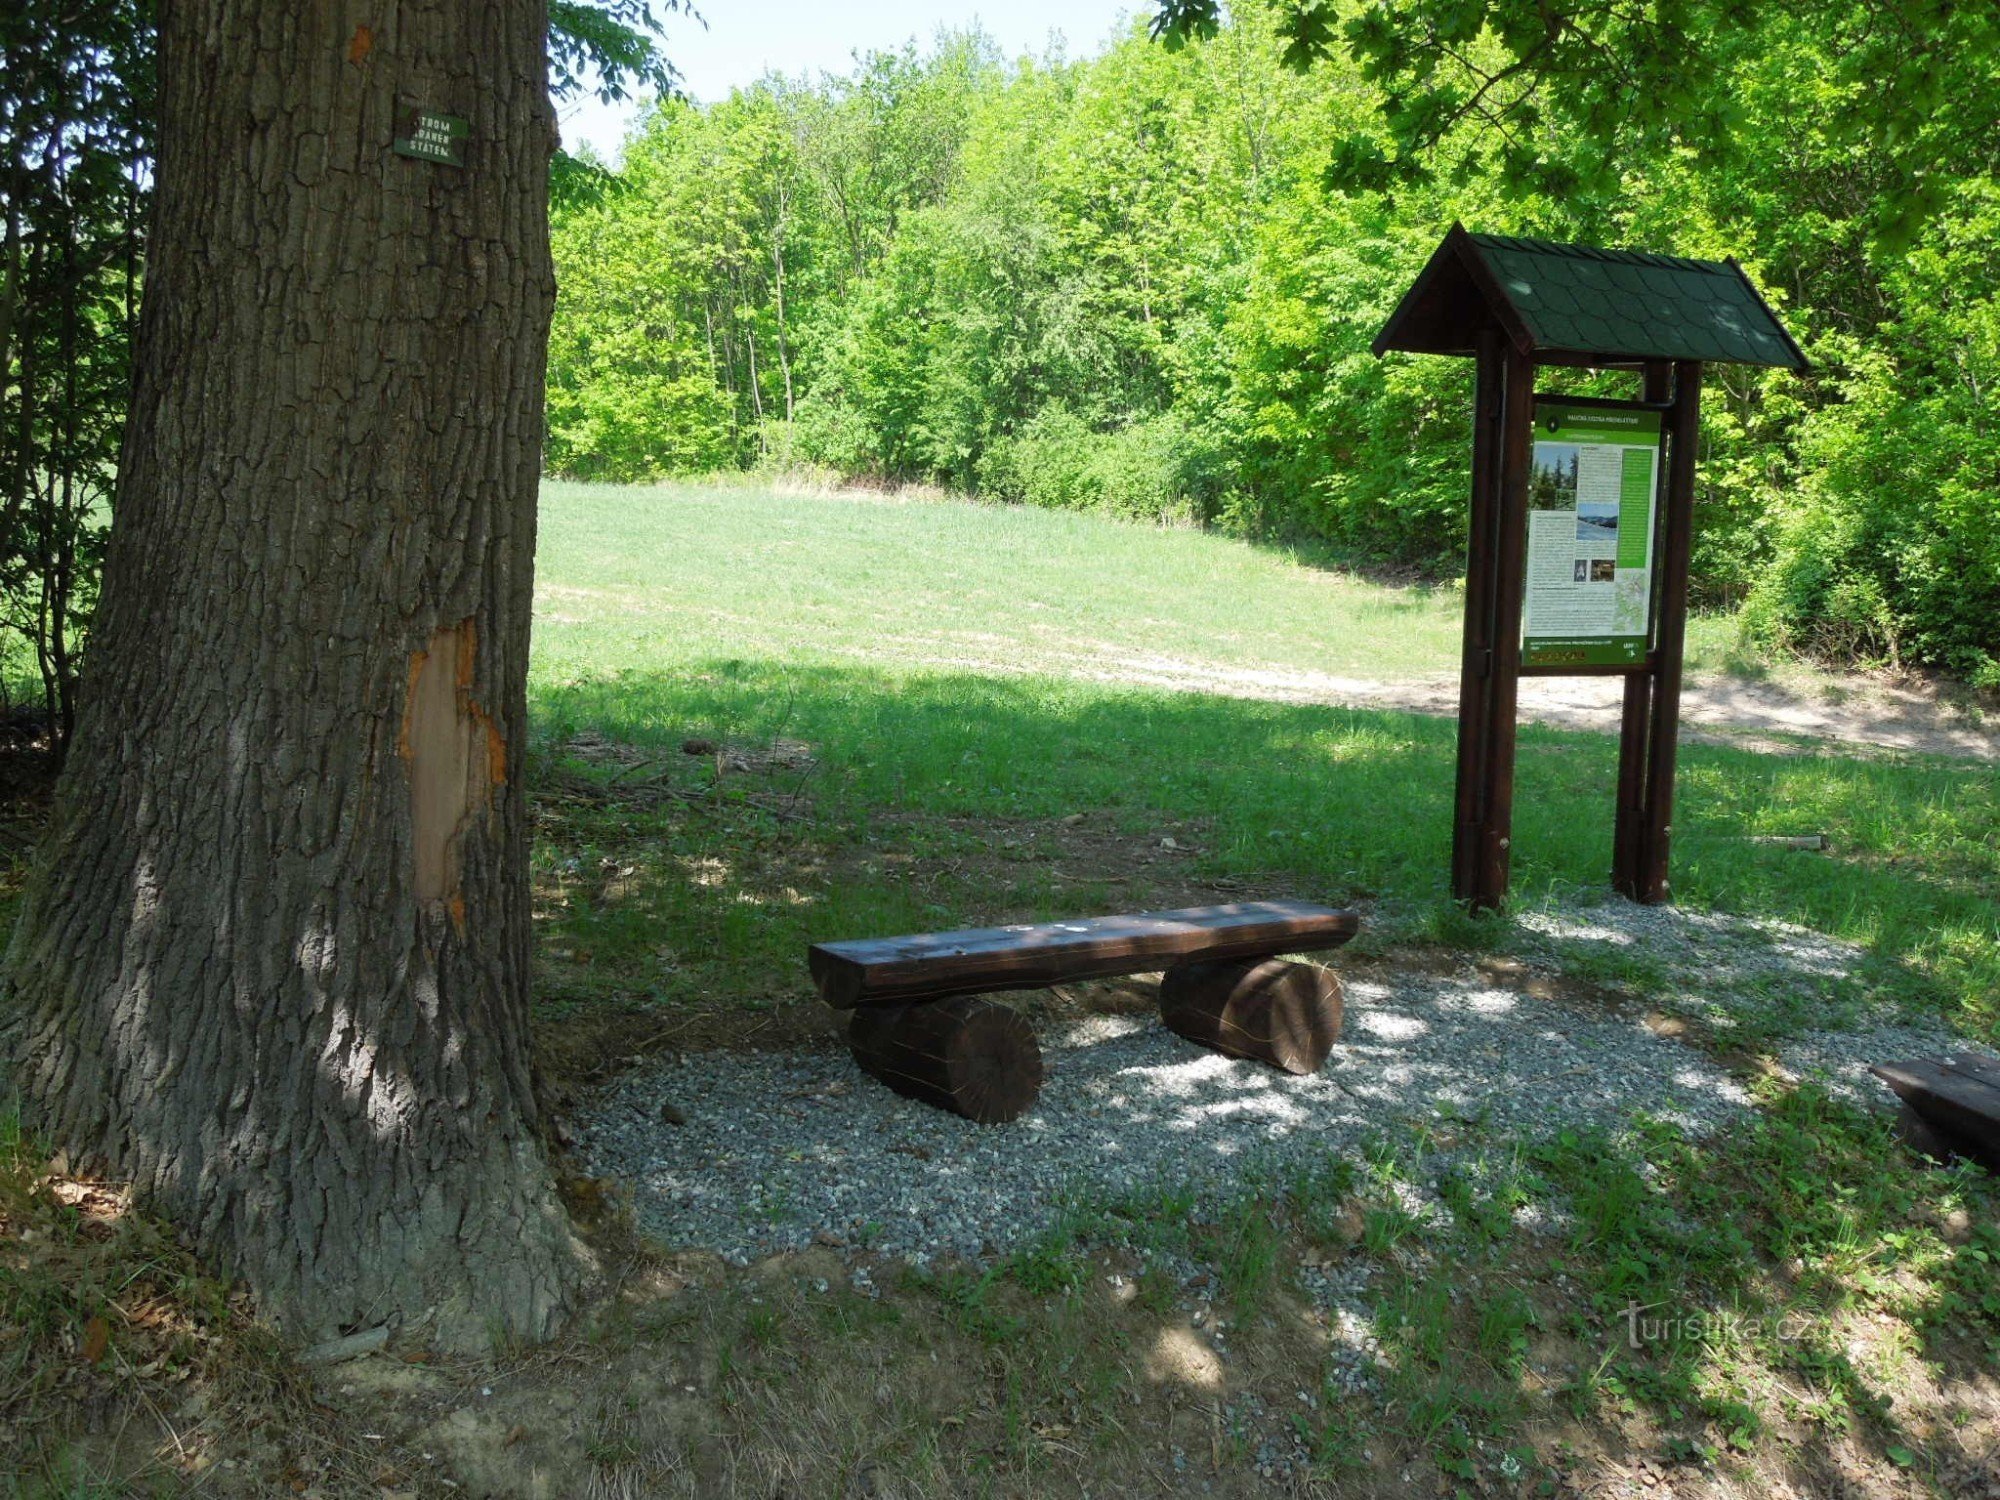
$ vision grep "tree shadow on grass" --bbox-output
[526,657,1997,1040]
[521,657,2000,1493]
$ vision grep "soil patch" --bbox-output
[927,646,2000,760]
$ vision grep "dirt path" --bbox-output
[1041,648,2000,760]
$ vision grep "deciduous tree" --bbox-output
[3,0,588,1343]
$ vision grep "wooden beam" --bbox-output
[1636,361,1703,903]
[1530,391,1676,414]
[1518,661,1654,678]
[1451,331,1505,903]
[1469,345,1535,911]
[1613,362,1673,897]
[808,901,1360,1008]
[1523,351,1674,371]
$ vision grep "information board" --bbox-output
[1521,400,1661,667]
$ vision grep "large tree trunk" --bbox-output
[0,1,586,1345]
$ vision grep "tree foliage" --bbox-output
[550,0,1999,681]
[0,2,686,748]
[0,1,152,755]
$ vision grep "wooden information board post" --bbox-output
[1373,226,1807,911]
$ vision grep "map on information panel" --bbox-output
[1522,401,1661,668]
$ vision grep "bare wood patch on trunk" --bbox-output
[400,618,506,917]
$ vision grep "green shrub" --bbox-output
[1088,413,1222,523]
[977,405,1096,509]
[545,370,736,482]
[978,407,1221,523]
[1745,299,2000,677]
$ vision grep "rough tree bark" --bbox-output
[0,0,587,1343]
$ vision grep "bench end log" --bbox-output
[1160,958,1343,1075]
[849,996,1043,1123]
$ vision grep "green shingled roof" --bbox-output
[1373,225,1807,370]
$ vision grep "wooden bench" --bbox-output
[1872,1052,2000,1173]
[809,900,1359,1123]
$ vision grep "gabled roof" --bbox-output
[1373,223,1808,370]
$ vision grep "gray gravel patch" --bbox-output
[1776,1024,1963,1108]
[580,969,1757,1265]
[1297,1258,1381,1397]
[1516,898,1863,985]
[1510,895,1918,1041]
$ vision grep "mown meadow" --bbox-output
[528,481,1999,1045]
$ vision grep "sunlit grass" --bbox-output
[525,483,1998,1038]
[534,479,1468,685]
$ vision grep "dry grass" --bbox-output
[8,1061,1999,1499]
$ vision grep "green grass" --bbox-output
[525,482,1998,1038]
[534,478,1807,690]
[855,1078,2000,1494]
[534,478,1467,683]
[1333,1087,2000,1491]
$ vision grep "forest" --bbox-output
[546,0,2000,683]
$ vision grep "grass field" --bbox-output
[530,480,1999,1042]
[533,476,1751,687]
[10,480,1999,1497]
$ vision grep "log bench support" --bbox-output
[1159,958,1344,1076]
[849,997,1044,1124]
[813,901,1359,1123]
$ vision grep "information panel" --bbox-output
[1522,400,1661,667]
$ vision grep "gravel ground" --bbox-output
[1513,898,1867,990]
[1510,896,1959,1101]
[1776,1025,1967,1107]
[582,964,1779,1265]
[581,897,1971,1264]
[1511,897,1891,1035]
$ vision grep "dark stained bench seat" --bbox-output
[1873,1052,2000,1172]
[808,899,1360,1009]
